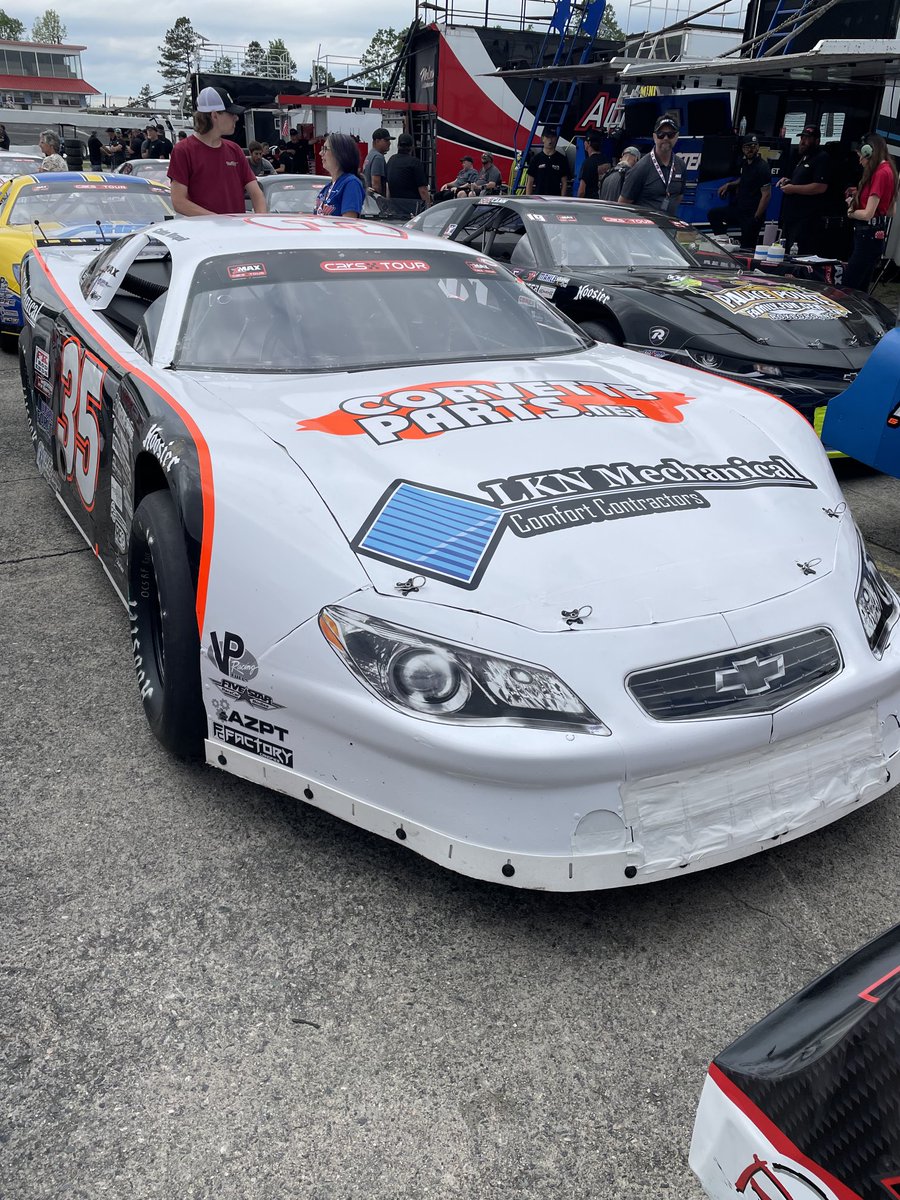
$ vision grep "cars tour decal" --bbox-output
[320,259,431,273]
[353,454,816,588]
[662,275,851,321]
[296,379,694,446]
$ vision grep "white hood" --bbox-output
[196,350,840,631]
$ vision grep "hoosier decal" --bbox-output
[353,455,816,588]
[297,379,694,445]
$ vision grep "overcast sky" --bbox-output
[14,3,417,101]
[13,0,746,101]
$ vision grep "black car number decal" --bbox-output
[58,335,107,512]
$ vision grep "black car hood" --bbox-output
[575,268,883,354]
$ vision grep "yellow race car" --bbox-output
[0,171,172,346]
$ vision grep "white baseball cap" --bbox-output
[196,86,244,115]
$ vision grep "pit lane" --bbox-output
[2,343,899,1200]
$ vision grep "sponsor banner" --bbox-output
[319,259,430,274]
[354,453,816,587]
[297,378,694,446]
[228,262,267,280]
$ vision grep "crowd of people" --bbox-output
[30,82,892,291]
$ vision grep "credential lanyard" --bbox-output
[649,150,674,196]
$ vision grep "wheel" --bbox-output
[128,489,206,760]
[580,320,621,345]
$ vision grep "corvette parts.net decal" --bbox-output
[297,379,694,445]
[353,454,816,587]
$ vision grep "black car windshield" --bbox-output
[176,248,591,372]
[9,181,170,227]
[529,207,740,271]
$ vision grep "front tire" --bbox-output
[128,490,206,760]
[580,320,621,345]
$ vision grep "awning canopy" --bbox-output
[488,40,900,89]
[0,73,99,96]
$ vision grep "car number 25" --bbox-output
[57,335,107,512]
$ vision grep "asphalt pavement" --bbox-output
[3,345,900,1200]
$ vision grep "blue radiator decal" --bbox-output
[353,481,503,587]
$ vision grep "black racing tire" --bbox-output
[1,330,19,354]
[580,320,622,345]
[128,489,206,760]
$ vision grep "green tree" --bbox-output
[599,4,624,40]
[210,55,233,73]
[243,39,266,76]
[127,82,155,107]
[158,16,203,108]
[31,7,66,42]
[312,64,336,89]
[0,10,24,38]
[267,38,296,76]
[360,26,407,91]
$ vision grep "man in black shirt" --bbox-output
[708,135,772,247]
[619,115,686,213]
[87,131,103,170]
[141,125,167,158]
[385,132,431,217]
[526,128,568,196]
[776,125,830,255]
[577,131,611,199]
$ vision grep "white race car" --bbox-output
[19,214,900,890]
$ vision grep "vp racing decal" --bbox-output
[297,379,694,445]
[353,455,816,588]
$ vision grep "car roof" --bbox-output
[138,214,487,265]
[12,171,167,188]
[474,194,676,227]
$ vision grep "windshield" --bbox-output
[261,178,380,218]
[176,248,590,372]
[529,208,741,271]
[262,179,325,214]
[0,156,40,176]
[9,181,170,228]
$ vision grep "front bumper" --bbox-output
[206,701,900,890]
[202,570,900,892]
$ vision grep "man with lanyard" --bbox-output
[363,128,392,196]
[577,131,611,199]
[619,115,685,213]
[708,135,772,248]
[525,128,568,196]
[776,125,829,255]
[167,87,266,215]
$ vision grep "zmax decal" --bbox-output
[296,379,694,445]
[353,455,816,588]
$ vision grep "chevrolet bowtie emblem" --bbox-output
[715,653,786,696]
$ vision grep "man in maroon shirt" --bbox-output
[168,87,266,215]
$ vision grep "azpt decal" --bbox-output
[353,454,815,588]
[297,378,693,446]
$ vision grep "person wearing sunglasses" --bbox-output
[619,115,686,214]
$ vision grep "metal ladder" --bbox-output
[510,0,608,194]
[753,0,819,57]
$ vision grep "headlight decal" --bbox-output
[319,605,608,733]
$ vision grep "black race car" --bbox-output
[691,922,900,1198]
[409,196,895,448]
